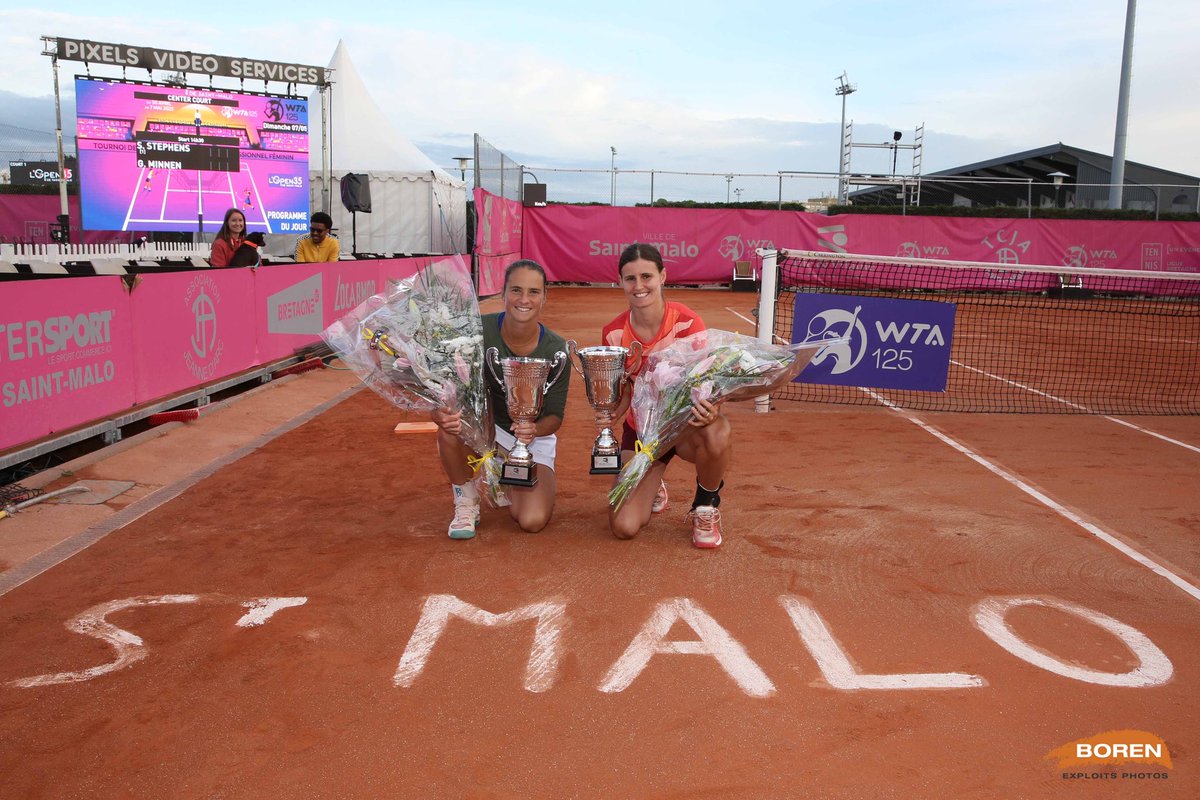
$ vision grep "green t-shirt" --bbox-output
[482,312,570,433]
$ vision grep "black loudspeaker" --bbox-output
[340,173,372,213]
[522,183,547,207]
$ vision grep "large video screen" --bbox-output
[75,77,310,234]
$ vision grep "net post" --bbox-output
[754,248,780,413]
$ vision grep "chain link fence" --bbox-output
[473,134,522,201]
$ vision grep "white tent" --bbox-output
[300,41,467,256]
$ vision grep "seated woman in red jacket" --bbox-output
[209,208,248,267]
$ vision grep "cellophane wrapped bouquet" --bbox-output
[608,329,822,512]
[322,260,506,506]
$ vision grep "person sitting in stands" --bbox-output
[294,211,340,262]
[209,208,247,267]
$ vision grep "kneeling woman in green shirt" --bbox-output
[429,260,570,539]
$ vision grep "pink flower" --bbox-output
[691,381,714,404]
[690,354,718,377]
[648,362,684,391]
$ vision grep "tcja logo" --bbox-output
[184,276,224,381]
[981,227,1031,265]
[801,306,867,374]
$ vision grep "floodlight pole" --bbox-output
[835,72,857,204]
[610,146,617,206]
[49,52,69,237]
[320,83,331,215]
[726,174,733,203]
[1109,0,1137,210]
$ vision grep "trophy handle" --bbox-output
[543,350,568,394]
[566,339,585,378]
[485,346,503,387]
[627,340,643,371]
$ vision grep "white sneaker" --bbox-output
[651,480,669,513]
[688,505,723,549]
[448,500,480,540]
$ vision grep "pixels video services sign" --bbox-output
[53,38,325,85]
[792,293,956,392]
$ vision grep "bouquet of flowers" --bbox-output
[608,329,832,511]
[322,259,506,506]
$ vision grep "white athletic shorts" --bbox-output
[494,426,557,471]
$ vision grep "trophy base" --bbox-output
[500,462,538,487]
[590,452,621,475]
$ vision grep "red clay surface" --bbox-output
[1,288,1198,799]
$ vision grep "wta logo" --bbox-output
[801,307,866,374]
[1045,730,1172,781]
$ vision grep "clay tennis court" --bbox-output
[2,287,1198,798]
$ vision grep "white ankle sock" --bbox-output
[451,482,479,503]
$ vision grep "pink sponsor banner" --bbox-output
[789,214,1200,272]
[377,255,452,289]
[523,205,813,283]
[0,277,135,451]
[255,261,372,361]
[474,189,523,295]
[129,270,259,404]
[520,206,1200,283]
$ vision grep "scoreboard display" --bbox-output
[75,77,311,234]
[135,135,241,173]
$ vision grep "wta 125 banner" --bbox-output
[793,293,956,392]
[74,77,310,234]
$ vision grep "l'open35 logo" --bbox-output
[1045,730,1172,782]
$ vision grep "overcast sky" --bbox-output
[1,1,1197,203]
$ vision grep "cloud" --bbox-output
[3,3,1196,205]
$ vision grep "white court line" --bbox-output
[724,307,790,344]
[956,360,1200,455]
[862,388,1200,604]
[247,171,271,234]
[122,168,144,230]
[158,174,170,220]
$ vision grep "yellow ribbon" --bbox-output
[467,449,496,473]
[633,438,658,459]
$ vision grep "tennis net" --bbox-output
[759,249,1200,414]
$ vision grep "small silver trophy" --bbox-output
[566,340,642,474]
[486,347,567,487]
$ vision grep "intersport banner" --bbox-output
[1,256,464,454]
[521,206,1200,282]
[0,277,135,450]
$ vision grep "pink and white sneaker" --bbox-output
[651,480,669,514]
[688,505,723,548]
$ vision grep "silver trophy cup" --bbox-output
[486,347,567,487]
[567,340,642,474]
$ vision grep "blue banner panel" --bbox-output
[792,294,955,392]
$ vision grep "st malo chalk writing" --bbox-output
[9,594,1171,694]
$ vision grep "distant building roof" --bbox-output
[848,143,1199,212]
